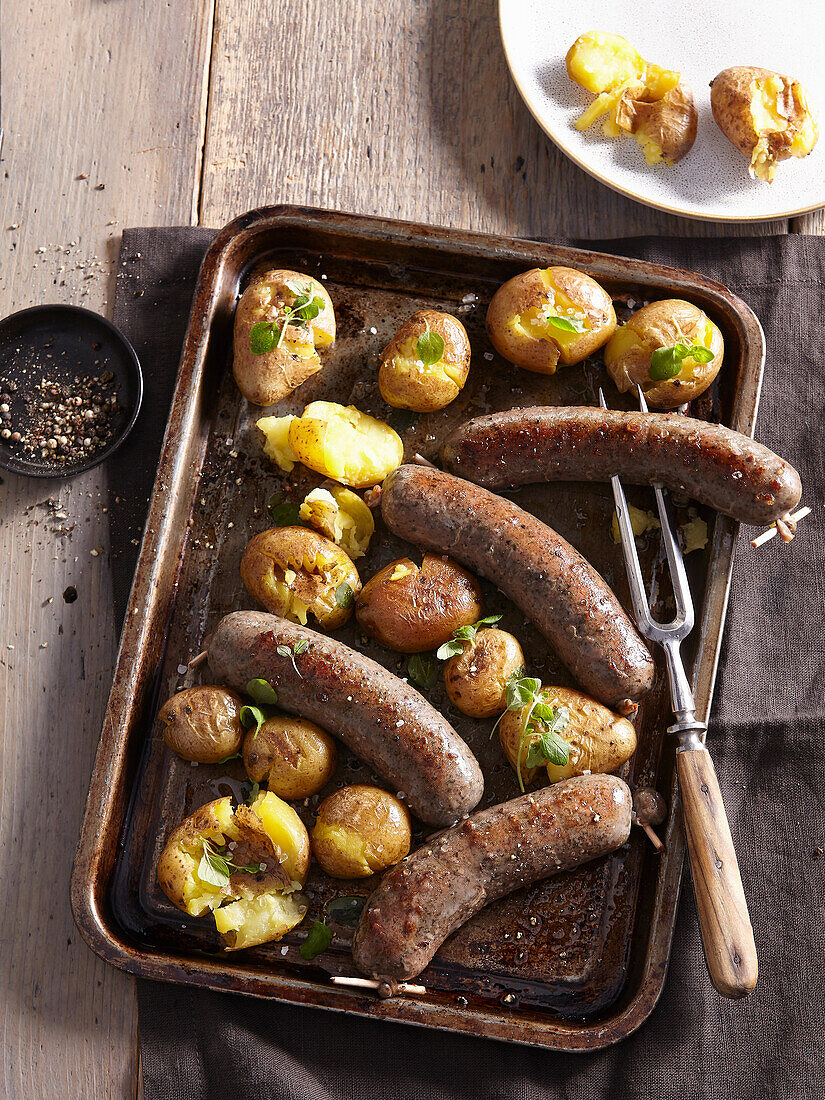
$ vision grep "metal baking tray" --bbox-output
[71,206,764,1051]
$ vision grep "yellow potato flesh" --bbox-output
[288,401,404,488]
[249,790,309,882]
[389,335,466,389]
[513,270,590,348]
[311,821,384,878]
[749,75,817,180]
[566,32,645,94]
[611,503,660,545]
[257,415,298,472]
[298,485,374,559]
[213,892,307,950]
[606,315,715,388]
[179,798,236,916]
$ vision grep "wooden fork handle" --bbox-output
[677,745,758,998]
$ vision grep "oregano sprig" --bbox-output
[249,280,326,355]
[197,838,262,889]
[436,614,503,661]
[276,640,309,677]
[649,342,714,381]
[491,672,571,792]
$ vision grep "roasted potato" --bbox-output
[240,526,361,630]
[158,686,244,763]
[499,686,637,786]
[258,401,404,488]
[356,554,483,653]
[378,310,471,412]
[567,31,697,165]
[486,266,616,375]
[311,785,411,878]
[157,792,310,950]
[298,482,374,559]
[443,628,525,718]
[233,270,335,406]
[710,66,818,182]
[604,298,724,408]
[243,715,337,800]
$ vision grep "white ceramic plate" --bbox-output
[499,0,825,222]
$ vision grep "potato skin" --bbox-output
[356,554,483,653]
[486,267,616,375]
[311,785,411,878]
[499,686,637,786]
[243,715,337,800]
[233,269,335,406]
[158,686,244,763]
[443,628,525,718]
[240,526,361,630]
[604,298,724,409]
[288,401,404,488]
[379,310,471,412]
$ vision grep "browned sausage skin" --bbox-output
[353,774,632,983]
[441,406,802,527]
[207,611,483,826]
[381,466,654,713]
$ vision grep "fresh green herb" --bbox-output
[197,838,262,889]
[249,281,326,355]
[544,314,587,333]
[245,781,261,805]
[490,672,571,792]
[326,895,367,925]
[300,920,334,960]
[246,679,279,706]
[407,653,439,691]
[436,614,503,660]
[649,342,714,382]
[268,492,305,527]
[276,640,309,677]
[524,707,571,768]
[215,751,242,765]
[240,705,267,732]
[416,330,445,365]
[335,581,354,609]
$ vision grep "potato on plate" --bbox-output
[443,628,525,718]
[258,402,404,488]
[158,685,244,763]
[604,298,724,408]
[710,66,818,182]
[355,554,482,653]
[486,266,616,375]
[298,482,374,559]
[499,686,636,787]
[233,270,335,406]
[157,792,310,950]
[566,31,697,165]
[311,785,411,878]
[243,715,337,800]
[241,526,360,630]
[378,310,471,412]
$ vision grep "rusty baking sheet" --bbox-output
[71,206,764,1051]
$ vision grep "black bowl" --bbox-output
[0,304,143,478]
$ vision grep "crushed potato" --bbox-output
[611,504,661,545]
[298,484,374,559]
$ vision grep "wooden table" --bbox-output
[0,3,820,1095]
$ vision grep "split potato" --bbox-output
[604,298,724,408]
[311,785,411,878]
[233,269,335,406]
[378,310,471,412]
[486,266,616,375]
[158,685,244,763]
[157,792,310,950]
[710,66,818,182]
[355,554,483,653]
[298,482,374,559]
[243,715,337,800]
[258,401,404,488]
[443,628,525,718]
[567,31,697,165]
[499,686,637,786]
[240,526,361,629]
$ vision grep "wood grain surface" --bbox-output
[0,0,820,1096]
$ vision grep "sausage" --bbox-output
[381,466,654,712]
[440,406,802,527]
[353,773,632,983]
[207,611,483,826]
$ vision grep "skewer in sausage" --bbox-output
[353,773,632,983]
[380,465,655,713]
[440,406,802,527]
[206,611,483,826]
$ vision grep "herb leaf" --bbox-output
[198,841,231,888]
[246,781,261,805]
[249,283,325,354]
[215,751,242,765]
[649,345,682,381]
[436,613,503,660]
[688,344,714,363]
[300,920,334,960]
[526,728,571,768]
[247,679,279,706]
[276,642,307,677]
[268,493,304,527]
[545,314,586,333]
[326,895,367,925]
[335,581,354,609]
[249,322,279,355]
[408,653,438,691]
[416,331,445,365]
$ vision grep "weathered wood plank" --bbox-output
[0,1,215,1098]
[200,0,784,238]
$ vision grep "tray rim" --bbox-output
[70,204,765,1053]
